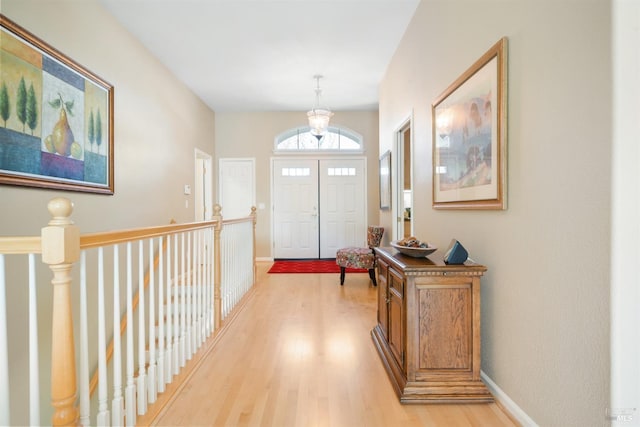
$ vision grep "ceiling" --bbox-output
[98,0,420,113]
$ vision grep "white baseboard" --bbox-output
[481,370,538,427]
[256,257,274,262]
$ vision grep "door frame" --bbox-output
[194,149,213,221]
[393,113,413,241]
[270,155,368,259]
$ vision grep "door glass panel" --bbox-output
[281,167,310,176]
[327,167,356,176]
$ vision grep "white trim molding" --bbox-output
[482,371,538,427]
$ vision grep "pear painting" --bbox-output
[1,14,113,192]
[44,93,82,159]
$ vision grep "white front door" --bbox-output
[273,159,320,258]
[272,158,366,259]
[319,159,366,258]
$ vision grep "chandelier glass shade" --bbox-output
[307,108,333,137]
[307,75,333,138]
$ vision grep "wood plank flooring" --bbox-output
[151,262,518,427]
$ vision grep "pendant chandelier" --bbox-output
[307,75,333,140]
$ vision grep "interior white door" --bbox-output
[273,159,319,259]
[319,159,366,258]
[219,158,256,219]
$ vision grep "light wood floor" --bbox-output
[151,262,518,427]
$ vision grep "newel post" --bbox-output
[212,204,222,330]
[41,198,80,427]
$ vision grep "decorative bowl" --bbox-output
[390,240,437,258]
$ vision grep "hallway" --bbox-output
[149,263,517,426]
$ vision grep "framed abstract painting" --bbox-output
[432,37,507,209]
[0,15,114,194]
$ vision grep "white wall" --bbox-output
[379,1,610,425]
[1,1,216,423]
[215,111,379,258]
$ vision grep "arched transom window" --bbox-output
[274,126,363,152]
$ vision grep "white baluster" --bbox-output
[232,228,237,307]
[212,228,216,330]
[78,253,89,427]
[0,255,10,426]
[229,230,233,312]
[203,231,210,338]
[137,241,147,415]
[112,245,124,426]
[198,230,204,345]
[28,254,40,426]
[147,239,157,404]
[125,242,136,426]
[193,230,198,352]
[97,248,110,426]
[180,233,186,368]
[204,229,209,340]
[185,232,192,360]
[165,235,173,383]
[220,234,225,319]
[174,234,180,374]
[234,228,238,307]
[164,235,173,384]
[157,237,165,393]
[194,231,200,349]
[204,231,210,337]
[224,233,229,318]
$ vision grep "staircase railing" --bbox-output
[0,197,257,426]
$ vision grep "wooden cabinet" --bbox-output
[372,247,493,403]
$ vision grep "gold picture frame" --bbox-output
[0,14,114,194]
[432,37,507,209]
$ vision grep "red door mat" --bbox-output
[268,259,368,274]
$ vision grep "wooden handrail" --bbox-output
[0,215,255,255]
[0,236,42,254]
[80,220,219,249]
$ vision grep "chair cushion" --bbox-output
[336,247,376,270]
[367,226,384,248]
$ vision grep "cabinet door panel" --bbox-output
[388,270,404,367]
[418,285,471,370]
[377,259,389,340]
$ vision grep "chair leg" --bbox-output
[368,269,377,286]
[340,267,346,285]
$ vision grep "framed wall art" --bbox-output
[379,150,391,210]
[432,37,507,209]
[0,14,114,194]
